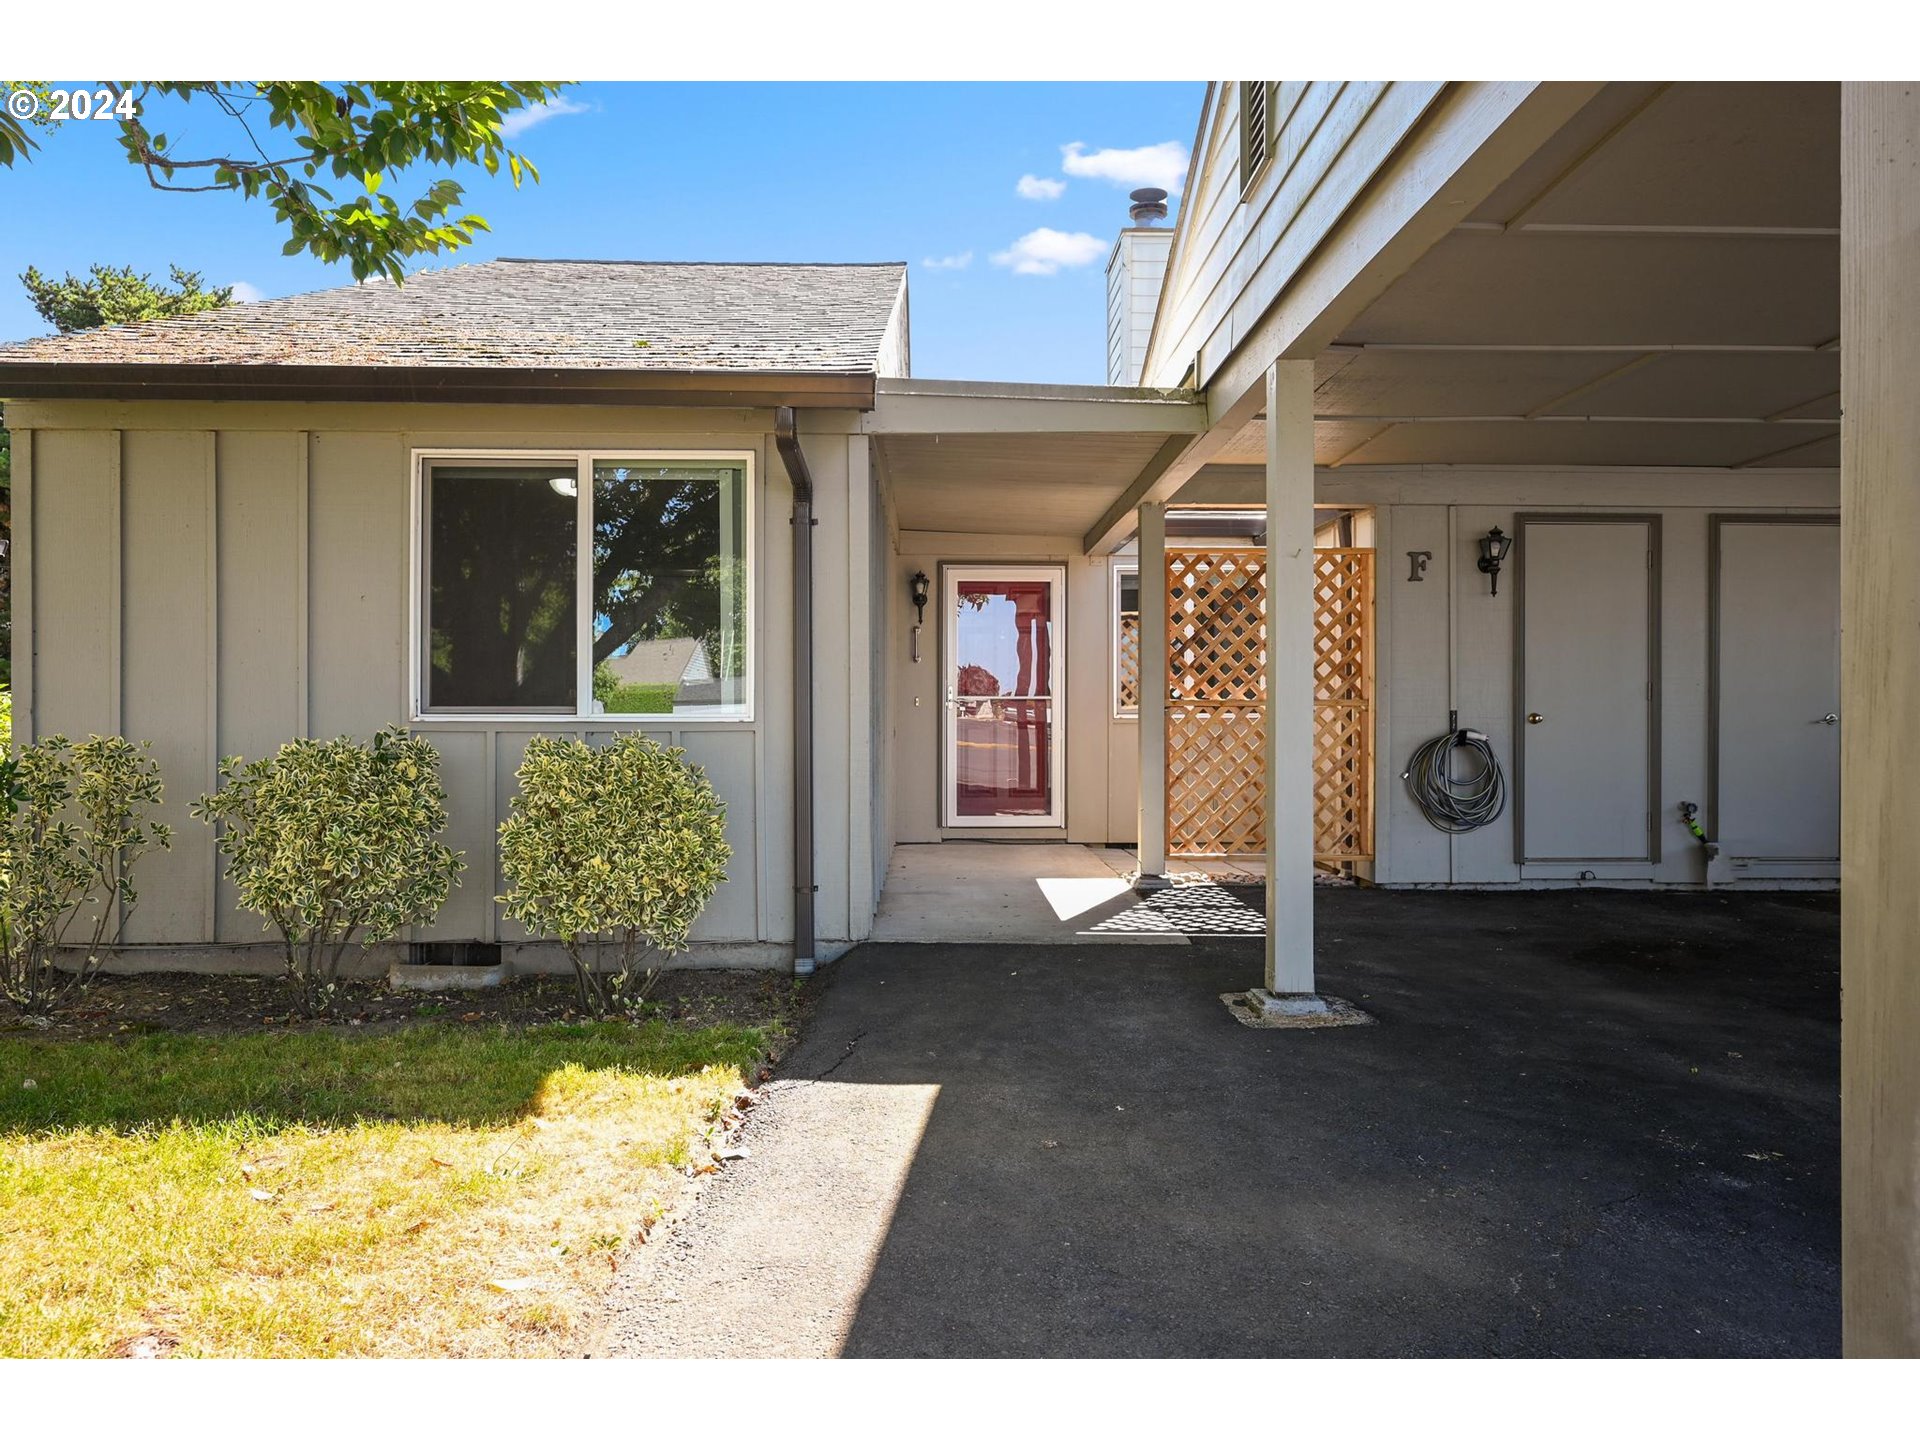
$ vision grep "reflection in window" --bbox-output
[1115,564,1141,715]
[591,461,749,718]
[424,463,577,711]
[953,582,1053,698]
[950,574,1056,820]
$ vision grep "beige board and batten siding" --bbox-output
[10,400,883,967]
[1168,463,1840,887]
[1360,469,1838,887]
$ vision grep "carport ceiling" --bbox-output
[1307,81,1840,470]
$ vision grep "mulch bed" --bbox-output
[1,969,816,1044]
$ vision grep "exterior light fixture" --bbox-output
[909,570,931,664]
[1477,526,1513,596]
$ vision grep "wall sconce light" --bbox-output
[1477,526,1513,596]
[909,570,931,664]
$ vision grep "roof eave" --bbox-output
[0,363,878,410]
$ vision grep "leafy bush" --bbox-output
[0,734,172,1014]
[591,661,619,706]
[194,727,463,1015]
[591,664,675,714]
[603,682,674,714]
[498,735,729,1016]
[0,692,12,751]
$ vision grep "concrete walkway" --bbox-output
[595,888,1838,1358]
[588,1075,937,1358]
[867,842,1268,944]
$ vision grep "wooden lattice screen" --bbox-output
[1163,546,1374,862]
[1167,548,1269,856]
[1117,612,1141,712]
[1312,549,1375,864]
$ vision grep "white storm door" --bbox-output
[943,566,1066,828]
[1714,518,1841,864]
[1517,517,1658,863]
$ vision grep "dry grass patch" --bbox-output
[0,1021,771,1356]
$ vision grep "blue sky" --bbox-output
[0,82,1202,383]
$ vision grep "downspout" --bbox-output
[774,408,817,975]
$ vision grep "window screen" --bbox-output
[424,462,578,711]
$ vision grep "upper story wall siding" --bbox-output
[1144,81,1447,391]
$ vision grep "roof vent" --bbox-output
[1128,187,1169,225]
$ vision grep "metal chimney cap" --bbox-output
[1128,186,1169,224]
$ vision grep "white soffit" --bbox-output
[1315,81,1841,470]
[1315,349,1642,419]
[1481,82,1839,231]
[1334,420,1833,470]
[1340,231,1837,350]
[1555,351,1840,420]
[877,431,1178,537]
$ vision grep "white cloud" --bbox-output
[1060,140,1189,193]
[227,281,266,304]
[498,96,592,139]
[1015,174,1066,201]
[990,228,1106,277]
[922,251,973,270]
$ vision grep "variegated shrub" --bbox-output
[194,727,463,1015]
[0,734,172,1014]
[497,734,730,1016]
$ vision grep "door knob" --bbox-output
[1818,712,1838,725]
[1527,712,1545,725]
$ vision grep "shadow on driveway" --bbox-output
[603,888,1839,1358]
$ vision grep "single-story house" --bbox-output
[602,638,721,708]
[604,638,716,691]
[3,76,1918,1353]
[0,82,1855,977]
[0,80,1848,974]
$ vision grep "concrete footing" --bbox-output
[1221,989,1373,1030]
[1247,988,1330,1017]
[388,963,507,993]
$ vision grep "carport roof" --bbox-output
[1097,81,1844,541]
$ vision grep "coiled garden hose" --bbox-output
[1403,727,1507,833]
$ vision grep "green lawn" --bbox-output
[0,1020,772,1357]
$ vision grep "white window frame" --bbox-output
[408,447,757,725]
[1113,559,1141,720]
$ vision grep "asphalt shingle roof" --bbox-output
[0,259,908,374]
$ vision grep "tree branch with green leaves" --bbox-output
[0,81,574,283]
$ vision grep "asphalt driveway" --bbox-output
[595,888,1839,1358]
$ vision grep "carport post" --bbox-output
[1840,81,1920,1359]
[1138,501,1170,879]
[1263,360,1317,995]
